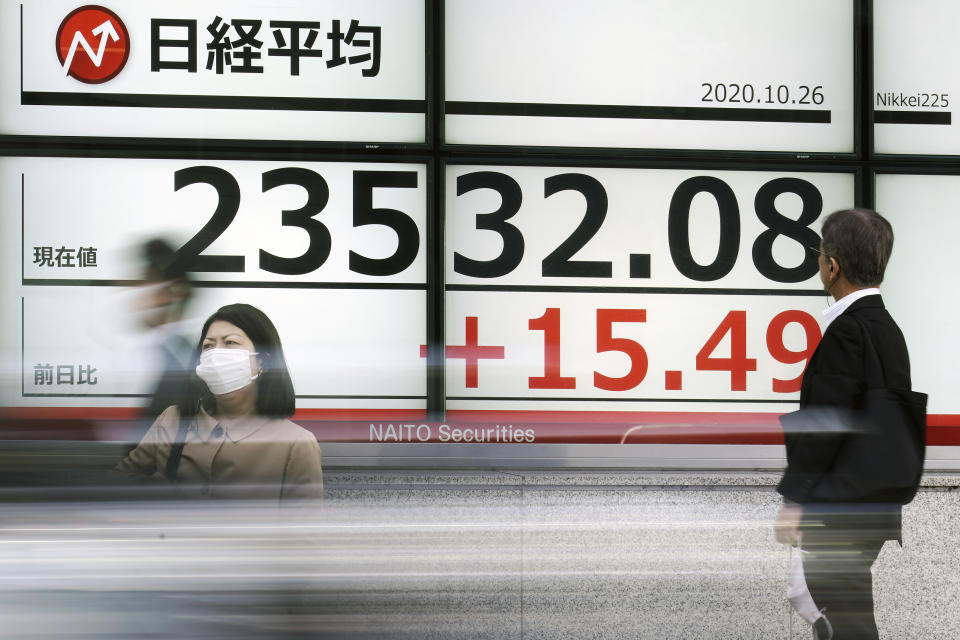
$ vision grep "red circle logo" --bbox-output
[56,5,130,84]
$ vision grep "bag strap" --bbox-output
[163,418,190,482]
[850,314,887,390]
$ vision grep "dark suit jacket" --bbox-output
[777,294,912,504]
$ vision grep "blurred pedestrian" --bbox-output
[135,238,195,425]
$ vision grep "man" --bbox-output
[774,208,919,639]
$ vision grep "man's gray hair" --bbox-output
[820,208,894,287]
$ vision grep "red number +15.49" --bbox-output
[527,308,821,393]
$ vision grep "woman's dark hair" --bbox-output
[179,303,296,419]
[820,208,894,287]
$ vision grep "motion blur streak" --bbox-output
[0,485,787,639]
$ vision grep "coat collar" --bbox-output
[841,293,885,315]
[809,293,885,365]
[195,406,271,442]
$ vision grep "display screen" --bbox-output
[3,3,958,459]
[0,0,426,143]
[0,157,428,413]
[444,0,854,153]
[873,0,957,155]
[444,164,855,423]
[874,173,960,418]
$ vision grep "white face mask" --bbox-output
[195,348,260,395]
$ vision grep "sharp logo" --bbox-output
[56,5,130,84]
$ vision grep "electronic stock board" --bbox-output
[2,0,957,467]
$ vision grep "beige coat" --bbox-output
[117,405,322,501]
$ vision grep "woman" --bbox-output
[117,303,322,501]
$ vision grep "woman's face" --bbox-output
[201,320,260,376]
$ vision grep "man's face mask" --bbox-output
[195,348,260,396]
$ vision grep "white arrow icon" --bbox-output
[62,19,120,75]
